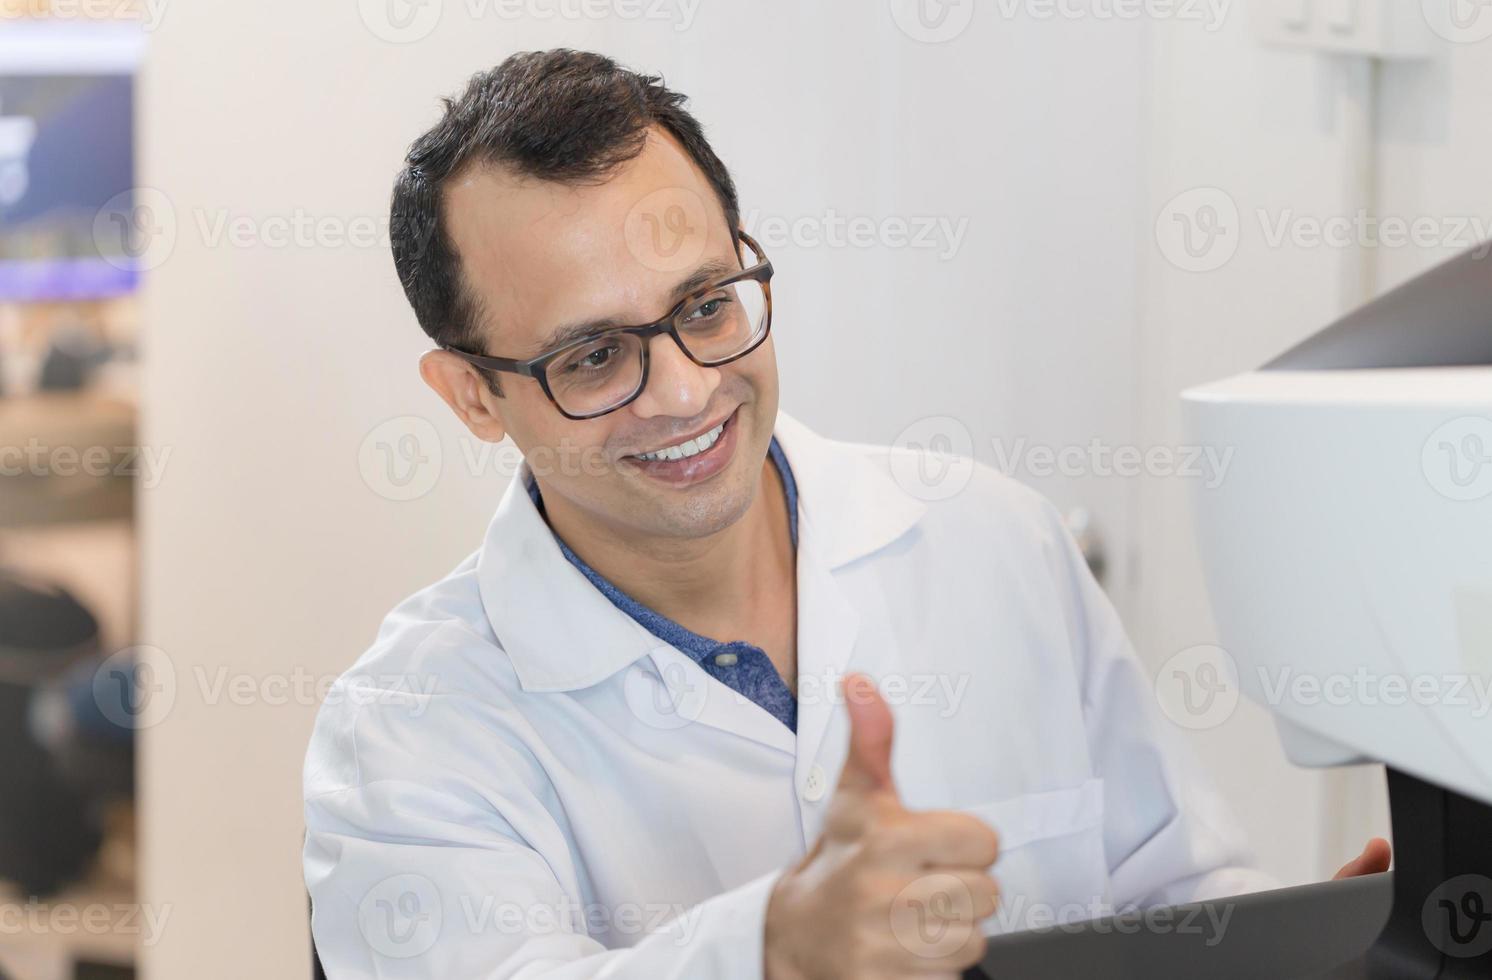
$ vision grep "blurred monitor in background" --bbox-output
[0,21,142,303]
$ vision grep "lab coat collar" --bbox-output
[477,410,927,694]
[770,411,927,571]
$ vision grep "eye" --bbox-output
[559,342,622,374]
[581,345,617,368]
[682,293,733,324]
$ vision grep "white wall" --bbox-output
[1376,31,1492,290]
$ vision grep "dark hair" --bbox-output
[390,49,741,376]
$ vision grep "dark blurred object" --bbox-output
[311,896,327,980]
[74,961,134,980]
[38,324,108,391]
[31,647,135,802]
[1063,506,1108,586]
[0,570,102,895]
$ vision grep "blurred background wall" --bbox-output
[0,0,1465,975]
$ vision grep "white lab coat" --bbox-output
[303,411,1275,978]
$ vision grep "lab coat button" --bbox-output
[803,764,827,802]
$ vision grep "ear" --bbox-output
[419,350,508,444]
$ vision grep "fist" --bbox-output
[765,674,1001,980]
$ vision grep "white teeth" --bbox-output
[636,421,725,462]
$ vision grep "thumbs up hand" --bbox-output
[764,674,1002,980]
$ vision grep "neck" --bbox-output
[538,456,794,638]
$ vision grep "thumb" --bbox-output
[837,673,897,796]
[1333,837,1392,880]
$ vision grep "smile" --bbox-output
[623,408,742,489]
[632,419,726,461]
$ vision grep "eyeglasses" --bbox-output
[440,230,774,421]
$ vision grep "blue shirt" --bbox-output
[526,437,800,732]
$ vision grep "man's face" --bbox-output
[435,125,779,541]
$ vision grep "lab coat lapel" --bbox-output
[791,511,862,786]
[477,460,659,693]
[640,644,797,756]
[771,412,928,778]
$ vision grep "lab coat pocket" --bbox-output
[958,777,1110,935]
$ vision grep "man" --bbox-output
[303,48,1389,979]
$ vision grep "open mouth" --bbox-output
[625,408,740,486]
[633,418,727,462]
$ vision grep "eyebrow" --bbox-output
[531,258,740,355]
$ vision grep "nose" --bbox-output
[628,333,721,420]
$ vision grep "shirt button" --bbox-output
[713,652,739,667]
[803,764,827,802]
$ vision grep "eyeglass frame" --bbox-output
[437,229,775,421]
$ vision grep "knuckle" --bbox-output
[957,817,1000,864]
[981,821,1001,852]
[982,825,1002,861]
[972,878,1000,919]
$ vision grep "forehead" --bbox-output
[442,126,733,354]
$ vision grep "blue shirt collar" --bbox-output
[525,436,798,665]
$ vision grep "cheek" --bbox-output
[503,396,617,483]
[500,386,559,448]
[723,339,778,399]
[556,423,621,485]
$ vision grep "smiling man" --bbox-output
[302,48,1389,979]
